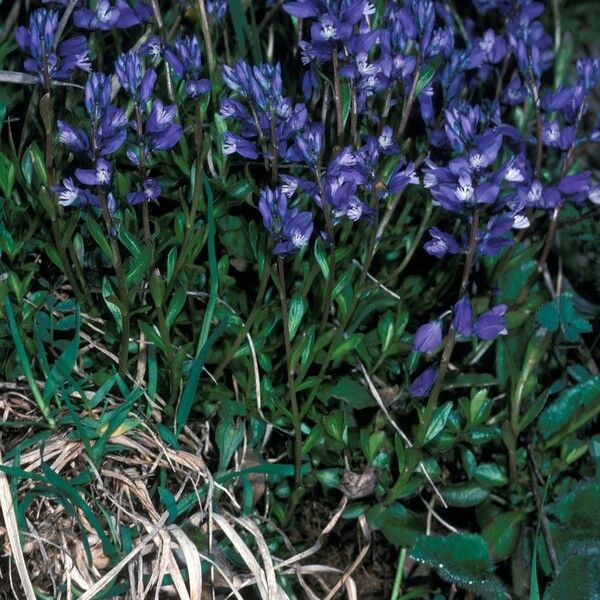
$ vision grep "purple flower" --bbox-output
[127,178,161,205]
[52,177,97,207]
[520,180,561,210]
[16,9,90,82]
[453,296,473,337]
[389,162,419,194]
[145,100,182,151]
[473,305,507,340]
[75,158,112,186]
[207,0,228,22]
[323,176,370,223]
[558,171,591,203]
[412,321,443,353]
[165,36,211,98]
[57,121,89,153]
[291,123,324,168]
[576,58,600,91]
[424,226,460,259]
[115,51,157,104]
[444,102,481,152]
[74,0,151,30]
[74,0,120,30]
[259,187,313,255]
[223,132,259,159]
[478,214,514,257]
[410,366,438,398]
[85,72,112,121]
[502,75,527,106]
[140,35,163,62]
[478,29,506,64]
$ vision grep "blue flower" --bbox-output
[259,188,314,255]
[115,51,157,104]
[165,36,211,98]
[453,296,474,337]
[74,0,151,30]
[75,158,113,186]
[53,177,98,207]
[410,366,438,398]
[127,178,161,205]
[424,226,460,259]
[57,121,89,153]
[473,305,507,340]
[145,100,182,151]
[16,9,91,82]
[223,132,259,159]
[412,321,443,353]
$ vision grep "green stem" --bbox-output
[134,105,151,244]
[98,187,130,376]
[298,218,379,420]
[196,176,217,353]
[212,253,272,380]
[277,256,303,486]
[416,209,480,446]
[39,69,87,306]
[390,547,408,600]
[169,101,204,292]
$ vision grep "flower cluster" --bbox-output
[165,36,211,98]
[259,187,314,255]
[74,0,152,31]
[16,9,91,82]
[53,73,127,215]
[221,60,310,161]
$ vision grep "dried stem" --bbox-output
[396,54,422,140]
[196,0,215,78]
[331,49,344,145]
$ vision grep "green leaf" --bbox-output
[176,317,229,438]
[216,418,244,472]
[102,277,122,333]
[544,555,600,600]
[442,482,490,507]
[166,288,187,329]
[288,294,305,340]
[482,511,524,560]
[424,402,452,444]
[536,303,560,331]
[331,334,363,360]
[340,80,352,128]
[474,463,508,487]
[415,64,436,97]
[538,376,600,440]
[331,377,376,409]
[367,503,424,546]
[411,533,505,599]
[323,410,347,443]
[314,237,330,280]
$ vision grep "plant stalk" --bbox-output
[277,256,303,485]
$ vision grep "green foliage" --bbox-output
[411,533,506,599]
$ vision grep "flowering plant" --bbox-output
[0,0,599,597]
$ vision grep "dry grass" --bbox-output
[0,391,373,599]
